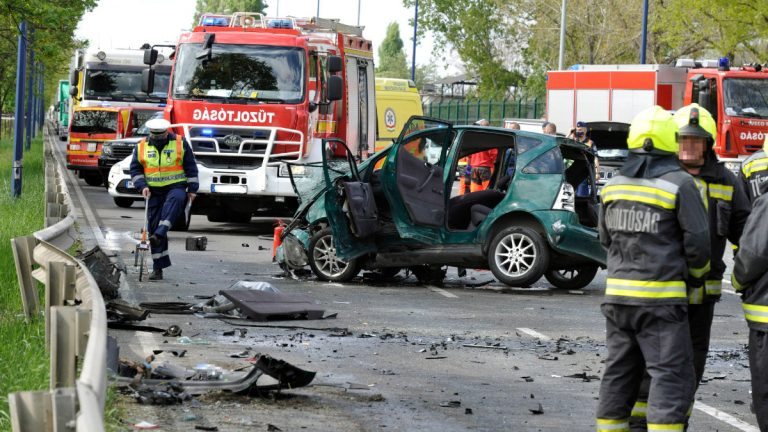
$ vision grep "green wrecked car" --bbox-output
[277,117,607,289]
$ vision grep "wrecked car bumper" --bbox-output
[531,210,606,267]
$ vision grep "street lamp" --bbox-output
[411,0,418,81]
[558,0,566,70]
[640,0,649,64]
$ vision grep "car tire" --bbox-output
[487,226,550,287]
[207,208,228,223]
[308,228,359,282]
[84,174,103,187]
[545,266,599,290]
[113,197,134,208]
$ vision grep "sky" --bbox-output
[74,0,448,72]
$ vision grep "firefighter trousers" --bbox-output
[147,187,186,271]
[596,303,695,432]
[749,329,768,431]
[629,302,715,430]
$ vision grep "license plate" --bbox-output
[86,143,97,152]
[125,180,134,189]
[211,184,247,194]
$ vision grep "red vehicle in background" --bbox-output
[141,13,376,223]
[67,106,130,186]
[546,58,768,172]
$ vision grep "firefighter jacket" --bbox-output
[732,192,768,331]
[599,153,711,306]
[739,149,768,203]
[688,161,750,304]
[130,133,199,193]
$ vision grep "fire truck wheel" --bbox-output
[84,174,103,187]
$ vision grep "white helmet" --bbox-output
[146,118,171,134]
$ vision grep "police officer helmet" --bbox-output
[673,103,716,144]
[146,118,171,135]
[627,105,679,154]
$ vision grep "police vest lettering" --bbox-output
[192,108,276,124]
[604,206,661,234]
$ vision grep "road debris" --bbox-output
[529,403,545,415]
[186,236,208,251]
[80,246,121,300]
[132,421,160,430]
[462,343,508,350]
[107,299,149,322]
[220,289,326,320]
[439,400,461,408]
[564,372,600,382]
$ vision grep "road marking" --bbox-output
[428,287,458,298]
[694,401,759,432]
[516,327,551,341]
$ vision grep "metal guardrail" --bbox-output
[8,124,107,431]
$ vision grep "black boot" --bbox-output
[148,269,163,280]
[149,235,160,248]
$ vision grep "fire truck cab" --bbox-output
[142,13,376,223]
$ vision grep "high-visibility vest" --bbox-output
[138,139,186,188]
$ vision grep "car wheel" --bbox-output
[84,174,103,187]
[207,208,228,223]
[308,228,359,282]
[487,226,550,287]
[545,266,599,290]
[113,197,134,208]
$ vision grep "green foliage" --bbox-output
[0,137,47,430]
[376,22,410,79]
[192,0,266,27]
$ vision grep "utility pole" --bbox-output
[316,0,320,17]
[640,0,649,64]
[357,0,361,26]
[411,0,418,82]
[38,64,44,131]
[25,28,34,148]
[558,0,567,70]
[12,21,27,198]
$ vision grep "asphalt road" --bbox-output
[52,133,760,432]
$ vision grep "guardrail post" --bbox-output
[45,262,77,348]
[50,306,78,389]
[11,235,39,319]
[51,388,77,432]
[9,388,76,432]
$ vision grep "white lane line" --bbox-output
[428,287,458,298]
[516,327,552,341]
[694,401,759,432]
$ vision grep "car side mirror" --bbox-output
[144,48,158,66]
[327,55,342,73]
[69,69,79,86]
[142,68,155,94]
[327,76,343,101]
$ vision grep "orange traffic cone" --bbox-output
[272,224,285,261]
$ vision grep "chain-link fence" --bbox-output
[423,98,544,127]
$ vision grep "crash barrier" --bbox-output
[0,115,15,139]
[9,125,107,432]
[423,97,545,126]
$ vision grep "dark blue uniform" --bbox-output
[130,133,198,272]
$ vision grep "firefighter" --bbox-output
[130,119,199,280]
[732,192,768,430]
[739,135,768,203]
[628,104,750,430]
[596,105,710,432]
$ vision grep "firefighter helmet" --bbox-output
[627,105,679,153]
[673,103,716,143]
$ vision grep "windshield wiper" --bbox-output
[738,111,765,118]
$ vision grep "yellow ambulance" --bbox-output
[375,78,423,152]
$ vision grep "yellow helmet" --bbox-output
[627,106,679,153]
[673,103,717,144]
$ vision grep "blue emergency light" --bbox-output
[718,57,730,71]
[267,19,293,29]
[202,17,229,26]
[200,128,214,136]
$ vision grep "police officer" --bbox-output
[732,192,768,430]
[629,104,750,430]
[130,119,199,280]
[596,106,710,432]
[740,135,768,203]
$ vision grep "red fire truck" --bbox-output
[546,59,768,169]
[141,13,376,223]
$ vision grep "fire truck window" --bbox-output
[71,111,118,134]
[724,78,768,119]
[172,43,306,103]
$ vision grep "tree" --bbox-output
[376,22,410,79]
[192,0,266,27]
[403,0,524,98]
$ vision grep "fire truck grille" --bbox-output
[196,155,263,169]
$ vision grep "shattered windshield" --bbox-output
[724,78,768,118]
[85,66,170,100]
[287,161,349,207]
[172,43,305,104]
[71,110,118,134]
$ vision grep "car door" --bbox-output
[380,117,454,243]
[320,138,379,261]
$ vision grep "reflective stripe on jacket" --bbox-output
[138,138,186,188]
[733,193,768,331]
[599,169,710,306]
[740,149,768,203]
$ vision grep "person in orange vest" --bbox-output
[469,119,497,192]
[129,119,199,280]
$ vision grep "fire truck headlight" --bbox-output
[96,51,106,61]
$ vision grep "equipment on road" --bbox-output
[141,13,376,223]
[135,197,150,282]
